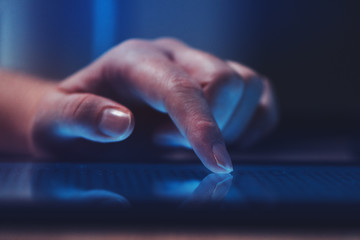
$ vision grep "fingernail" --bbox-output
[99,108,131,140]
[212,143,233,172]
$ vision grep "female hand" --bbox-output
[30,38,277,173]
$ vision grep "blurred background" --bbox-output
[1,0,359,157]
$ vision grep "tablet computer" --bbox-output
[0,158,359,227]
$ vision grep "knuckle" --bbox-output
[154,37,184,46]
[116,39,166,62]
[186,120,219,142]
[167,75,201,94]
[187,52,236,84]
[120,38,150,50]
[193,120,218,133]
[208,67,235,83]
[163,76,203,108]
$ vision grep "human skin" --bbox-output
[0,38,277,173]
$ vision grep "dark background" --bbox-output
[1,0,359,143]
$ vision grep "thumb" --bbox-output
[34,91,134,143]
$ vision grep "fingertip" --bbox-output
[195,141,233,174]
[212,142,233,173]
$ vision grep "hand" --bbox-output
[30,38,277,173]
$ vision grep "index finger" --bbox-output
[114,42,233,173]
[163,74,233,173]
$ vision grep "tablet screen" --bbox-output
[1,161,360,225]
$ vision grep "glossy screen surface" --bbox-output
[0,162,360,225]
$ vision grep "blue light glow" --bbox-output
[93,0,116,58]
